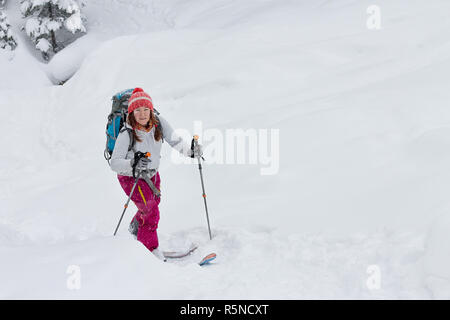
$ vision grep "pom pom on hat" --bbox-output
[132,87,144,94]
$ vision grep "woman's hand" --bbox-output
[136,157,151,171]
[131,152,151,172]
[191,144,203,158]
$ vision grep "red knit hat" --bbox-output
[127,88,154,113]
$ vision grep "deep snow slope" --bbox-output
[1,0,450,299]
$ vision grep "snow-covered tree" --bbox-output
[0,1,6,9]
[0,10,17,51]
[21,0,86,61]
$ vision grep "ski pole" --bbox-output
[113,152,151,236]
[192,135,212,240]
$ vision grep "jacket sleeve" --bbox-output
[110,129,133,174]
[158,115,193,157]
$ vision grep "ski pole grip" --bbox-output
[135,151,151,160]
[132,151,152,178]
[192,135,199,147]
[190,135,197,158]
[192,135,205,161]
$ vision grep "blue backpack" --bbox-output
[104,88,162,164]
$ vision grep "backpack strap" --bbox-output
[119,127,136,153]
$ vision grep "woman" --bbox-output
[110,87,203,260]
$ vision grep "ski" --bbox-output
[199,253,216,266]
[163,244,198,259]
[163,244,216,266]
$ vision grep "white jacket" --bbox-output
[110,115,192,176]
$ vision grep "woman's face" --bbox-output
[133,107,151,126]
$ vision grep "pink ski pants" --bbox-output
[117,172,161,252]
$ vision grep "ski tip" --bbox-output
[199,253,216,266]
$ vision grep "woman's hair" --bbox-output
[127,110,163,142]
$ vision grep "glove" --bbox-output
[131,152,151,172]
[191,143,203,158]
[136,157,150,171]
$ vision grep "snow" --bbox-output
[36,37,50,51]
[424,210,450,299]
[46,33,101,83]
[24,16,40,36]
[1,0,450,299]
[64,11,85,33]
[0,227,430,299]
[0,44,52,88]
[0,2,51,87]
